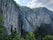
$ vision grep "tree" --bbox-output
[34,26,42,40]
[0,9,7,40]
[8,27,21,40]
[34,25,44,40]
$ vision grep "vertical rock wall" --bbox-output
[0,0,20,34]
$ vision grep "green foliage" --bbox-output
[28,32,36,40]
[0,25,7,40]
[24,32,36,40]
[43,35,53,40]
[12,30,20,40]
[7,28,21,40]
[0,15,4,25]
[0,12,7,40]
[34,26,40,39]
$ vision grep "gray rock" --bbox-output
[0,0,53,34]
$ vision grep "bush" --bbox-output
[43,35,53,40]
[25,32,36,40]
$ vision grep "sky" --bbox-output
[14,0,53,11]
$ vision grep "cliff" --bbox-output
[0,0,53,35]
[0,0,21,34]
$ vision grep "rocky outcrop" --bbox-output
[0,0,21,34]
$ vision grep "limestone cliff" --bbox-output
[0,0,21,34]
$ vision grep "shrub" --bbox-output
[43,35,53,40]
[25,32,36,40]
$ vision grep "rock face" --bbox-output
[33,7,53,27]
[21,6,37,32]
[0,0,53,34]
[21,7,53,33]
[0,0,21,34]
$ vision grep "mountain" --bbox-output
[21,6,53,33]
[33,7,53,34]
[20,6,36,32]
[33,7,53,26]
[0,0,53,35]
